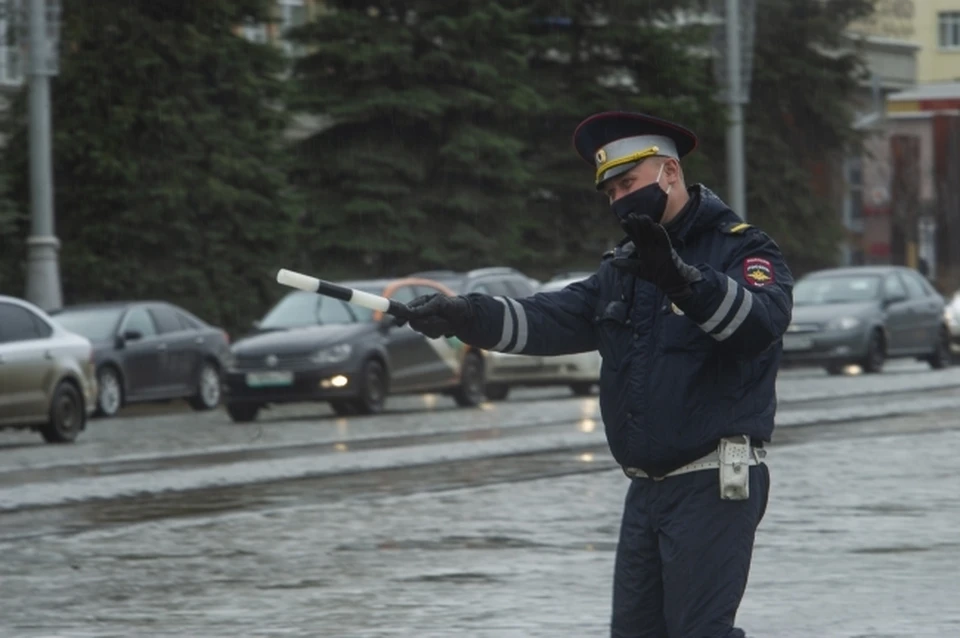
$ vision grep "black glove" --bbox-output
[612,213,702,299]
[395,293,474,339]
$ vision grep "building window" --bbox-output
[278,0,307,56]
[939,11,960,49]
[845,156,864,229]
[241,19,269,44]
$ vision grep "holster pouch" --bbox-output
[718,435,752,501]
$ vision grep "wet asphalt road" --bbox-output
[1,362,959,636]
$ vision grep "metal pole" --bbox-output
[24,0,62,311]
[725,0,747,222]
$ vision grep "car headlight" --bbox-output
[945,306,959,326]
[827,317,861,331]
[311,343,353,364]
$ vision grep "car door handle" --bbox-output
[44,350,54,360]
[157,343,168,351]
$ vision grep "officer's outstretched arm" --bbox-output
[455,275,601,356]
[673,230,794,357]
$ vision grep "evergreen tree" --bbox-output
[744,0,875,273]
[515,1,729,275]
[0,172,23,293]
[0,0,297,332]
[287,2,546,277]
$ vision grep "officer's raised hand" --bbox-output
[396,293,473,339]
[612,213,702,300]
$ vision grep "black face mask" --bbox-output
[610,181,669,225]
[609,164,671,225]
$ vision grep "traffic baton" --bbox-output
[275,269,415,320]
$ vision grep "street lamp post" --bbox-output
[23,0,62,311]
[711,0,756,223]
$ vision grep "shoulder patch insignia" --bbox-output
[743,257,774,287]
[721,222,752,235]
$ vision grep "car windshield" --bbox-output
[793,275,881,306]
[347,285,389,323]
[53,307,124,341]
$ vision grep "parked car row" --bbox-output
[0,293,232,444]
[1,266,600,440]
[9,261,940,440]
[222,267,602,423]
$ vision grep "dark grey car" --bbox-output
[51,301,231,417]
[223,277,487,423]
[782,266,951,374]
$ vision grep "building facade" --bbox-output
[850,0,960,83]
[843,1,960,293]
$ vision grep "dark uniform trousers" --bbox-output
[612,463,770,638]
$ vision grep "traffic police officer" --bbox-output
[401,111,794,637]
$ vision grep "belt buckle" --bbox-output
[623,467,653,480]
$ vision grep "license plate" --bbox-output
[245,371,294,387]
[783,335,814,351]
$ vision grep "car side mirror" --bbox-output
[884,294,906,307]
[123,329,143,341]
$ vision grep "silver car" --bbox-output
[0,295,97,443]
[482,275,602,399]
[782,266,951,375]
[945,291,960,355]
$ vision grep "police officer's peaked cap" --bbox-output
[572,112,699,189]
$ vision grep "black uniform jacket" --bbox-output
[457,185,794,475]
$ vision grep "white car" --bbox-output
[483,275,602,401]
[946,291,960,355]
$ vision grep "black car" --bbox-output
[51,301,231,417]
[223,276,487,422]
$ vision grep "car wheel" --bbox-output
[453,351,486,407]
[188,361,222,410]
[330,400,358,417]
[352,359,387,415]
[95,366,123,418]
[40,381,85,444]
[485,383,510,401]
[570,382,594,396]
[226,403,260,423]
[861,330,885,374]
[927,326,952,370]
